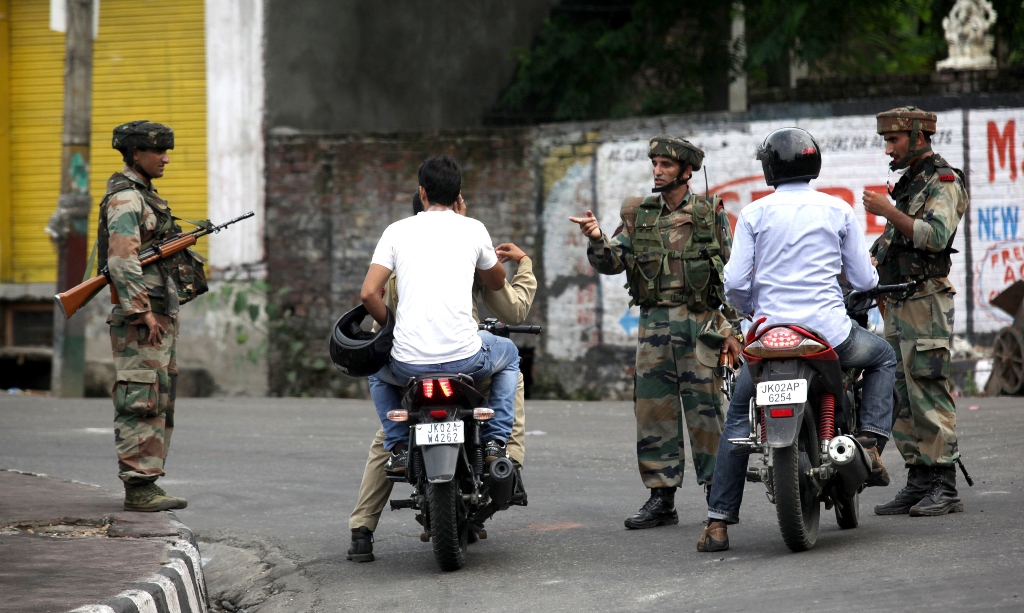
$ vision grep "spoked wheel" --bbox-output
[833,490,860,530]
[427,480,468,571]
[771,412,821,552]
[992,327,1024,394]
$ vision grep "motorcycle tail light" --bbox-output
[422,380,434,398]
[438,378,454,397]
[745,327,827,358]
[387,409,408,422]
[473,408,495,421]
[769,408,794,418]
[429,409,449,419]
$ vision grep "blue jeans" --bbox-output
[370,332,520,450]
[707,324,896,524]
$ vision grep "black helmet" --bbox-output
[329,305,394,378]
[756,128,821,187]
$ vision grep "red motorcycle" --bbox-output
[728,282,913,551]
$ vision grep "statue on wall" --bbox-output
[936,0,998,71]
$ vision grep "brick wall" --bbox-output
[265,130,536,396]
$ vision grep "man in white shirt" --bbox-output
[697,128,897,553]
[359,155,521,475]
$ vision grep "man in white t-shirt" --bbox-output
[359,155,521,475]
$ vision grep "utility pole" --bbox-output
[49,0,94,397]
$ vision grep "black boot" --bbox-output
[347,527,374,562]
[624,487,678,529]
[910,466,964,516]
[874,465,931,515]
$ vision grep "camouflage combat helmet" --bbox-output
[112,120,175,156]
[876,106,935,170]
[648,135,704,171]
[648,135,704,193]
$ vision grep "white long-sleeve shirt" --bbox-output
[724,181,878,347]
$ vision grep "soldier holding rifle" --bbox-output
[99,121,207,512]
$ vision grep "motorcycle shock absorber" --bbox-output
[759,406,766,443]
[819,393,836,442]
[473,447,484,481]
[411,447,424,482]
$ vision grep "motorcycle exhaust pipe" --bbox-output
[827,435,871,498]
[486,457,516,512]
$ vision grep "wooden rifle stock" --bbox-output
[54,210,253,319]
[54,234,199,319]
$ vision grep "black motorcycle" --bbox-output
[727,282,914,552]
[385,319,541,571]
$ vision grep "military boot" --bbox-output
[909,466,964,516]
[151,482,188,509]
[124,482,185,512]
[346,527,374,562]
[874,465,931,515]
[624,487,678,529]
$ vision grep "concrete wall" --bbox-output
[265,94,1024,398]
[263,0,559,133]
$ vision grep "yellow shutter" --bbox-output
[7,0,63,283]
[4,0,207,284]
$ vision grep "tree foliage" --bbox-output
[493,0,1024,123]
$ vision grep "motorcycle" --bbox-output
[385,318,541,571]
[727,282,914,552]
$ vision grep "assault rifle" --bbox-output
[55,211,255,319]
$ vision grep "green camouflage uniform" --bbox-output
[588,190,739,488]
[101,166,180,485]
[871,153,967,468]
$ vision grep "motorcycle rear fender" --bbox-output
[758,359,818,449]
[421,443,460,483]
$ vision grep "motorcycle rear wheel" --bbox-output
[771,416,820,552]
[427,480,468,571]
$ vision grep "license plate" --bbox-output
[756,379,808,406]
[415,420,465,445]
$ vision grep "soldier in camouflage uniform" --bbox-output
[571,136,742,529]
[101,120,205,512]
[864,107,968,516]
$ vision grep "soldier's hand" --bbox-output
[724,336,742,362]
[871,255,878,268]
[495,243,527,263]
[136,311,167,346]
[568,210,602,240]
[862,191,893,217]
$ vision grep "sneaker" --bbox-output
[484,440,507,464]
[346,527,374,562]
[384,446,408,476]
[124,482,184,512]
[697,519,729,552]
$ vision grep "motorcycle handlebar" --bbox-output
[478,319,543,337]
[848,282,916,302]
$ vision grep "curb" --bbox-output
[68,519,209,613]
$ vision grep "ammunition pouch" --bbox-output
[622,195,725,311]
[161,247,208,305]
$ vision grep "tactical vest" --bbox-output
[873,155,962,285]
[97,172,208,310]
[622,194,726,311]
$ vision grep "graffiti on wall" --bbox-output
[544,110,1024,357]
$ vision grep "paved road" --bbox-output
[2,394,1022,612]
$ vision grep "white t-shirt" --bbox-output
[371,210,499,364]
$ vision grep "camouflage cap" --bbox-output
[876,106,937,135]
[112,120,174,152]
[648,135,704,171]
